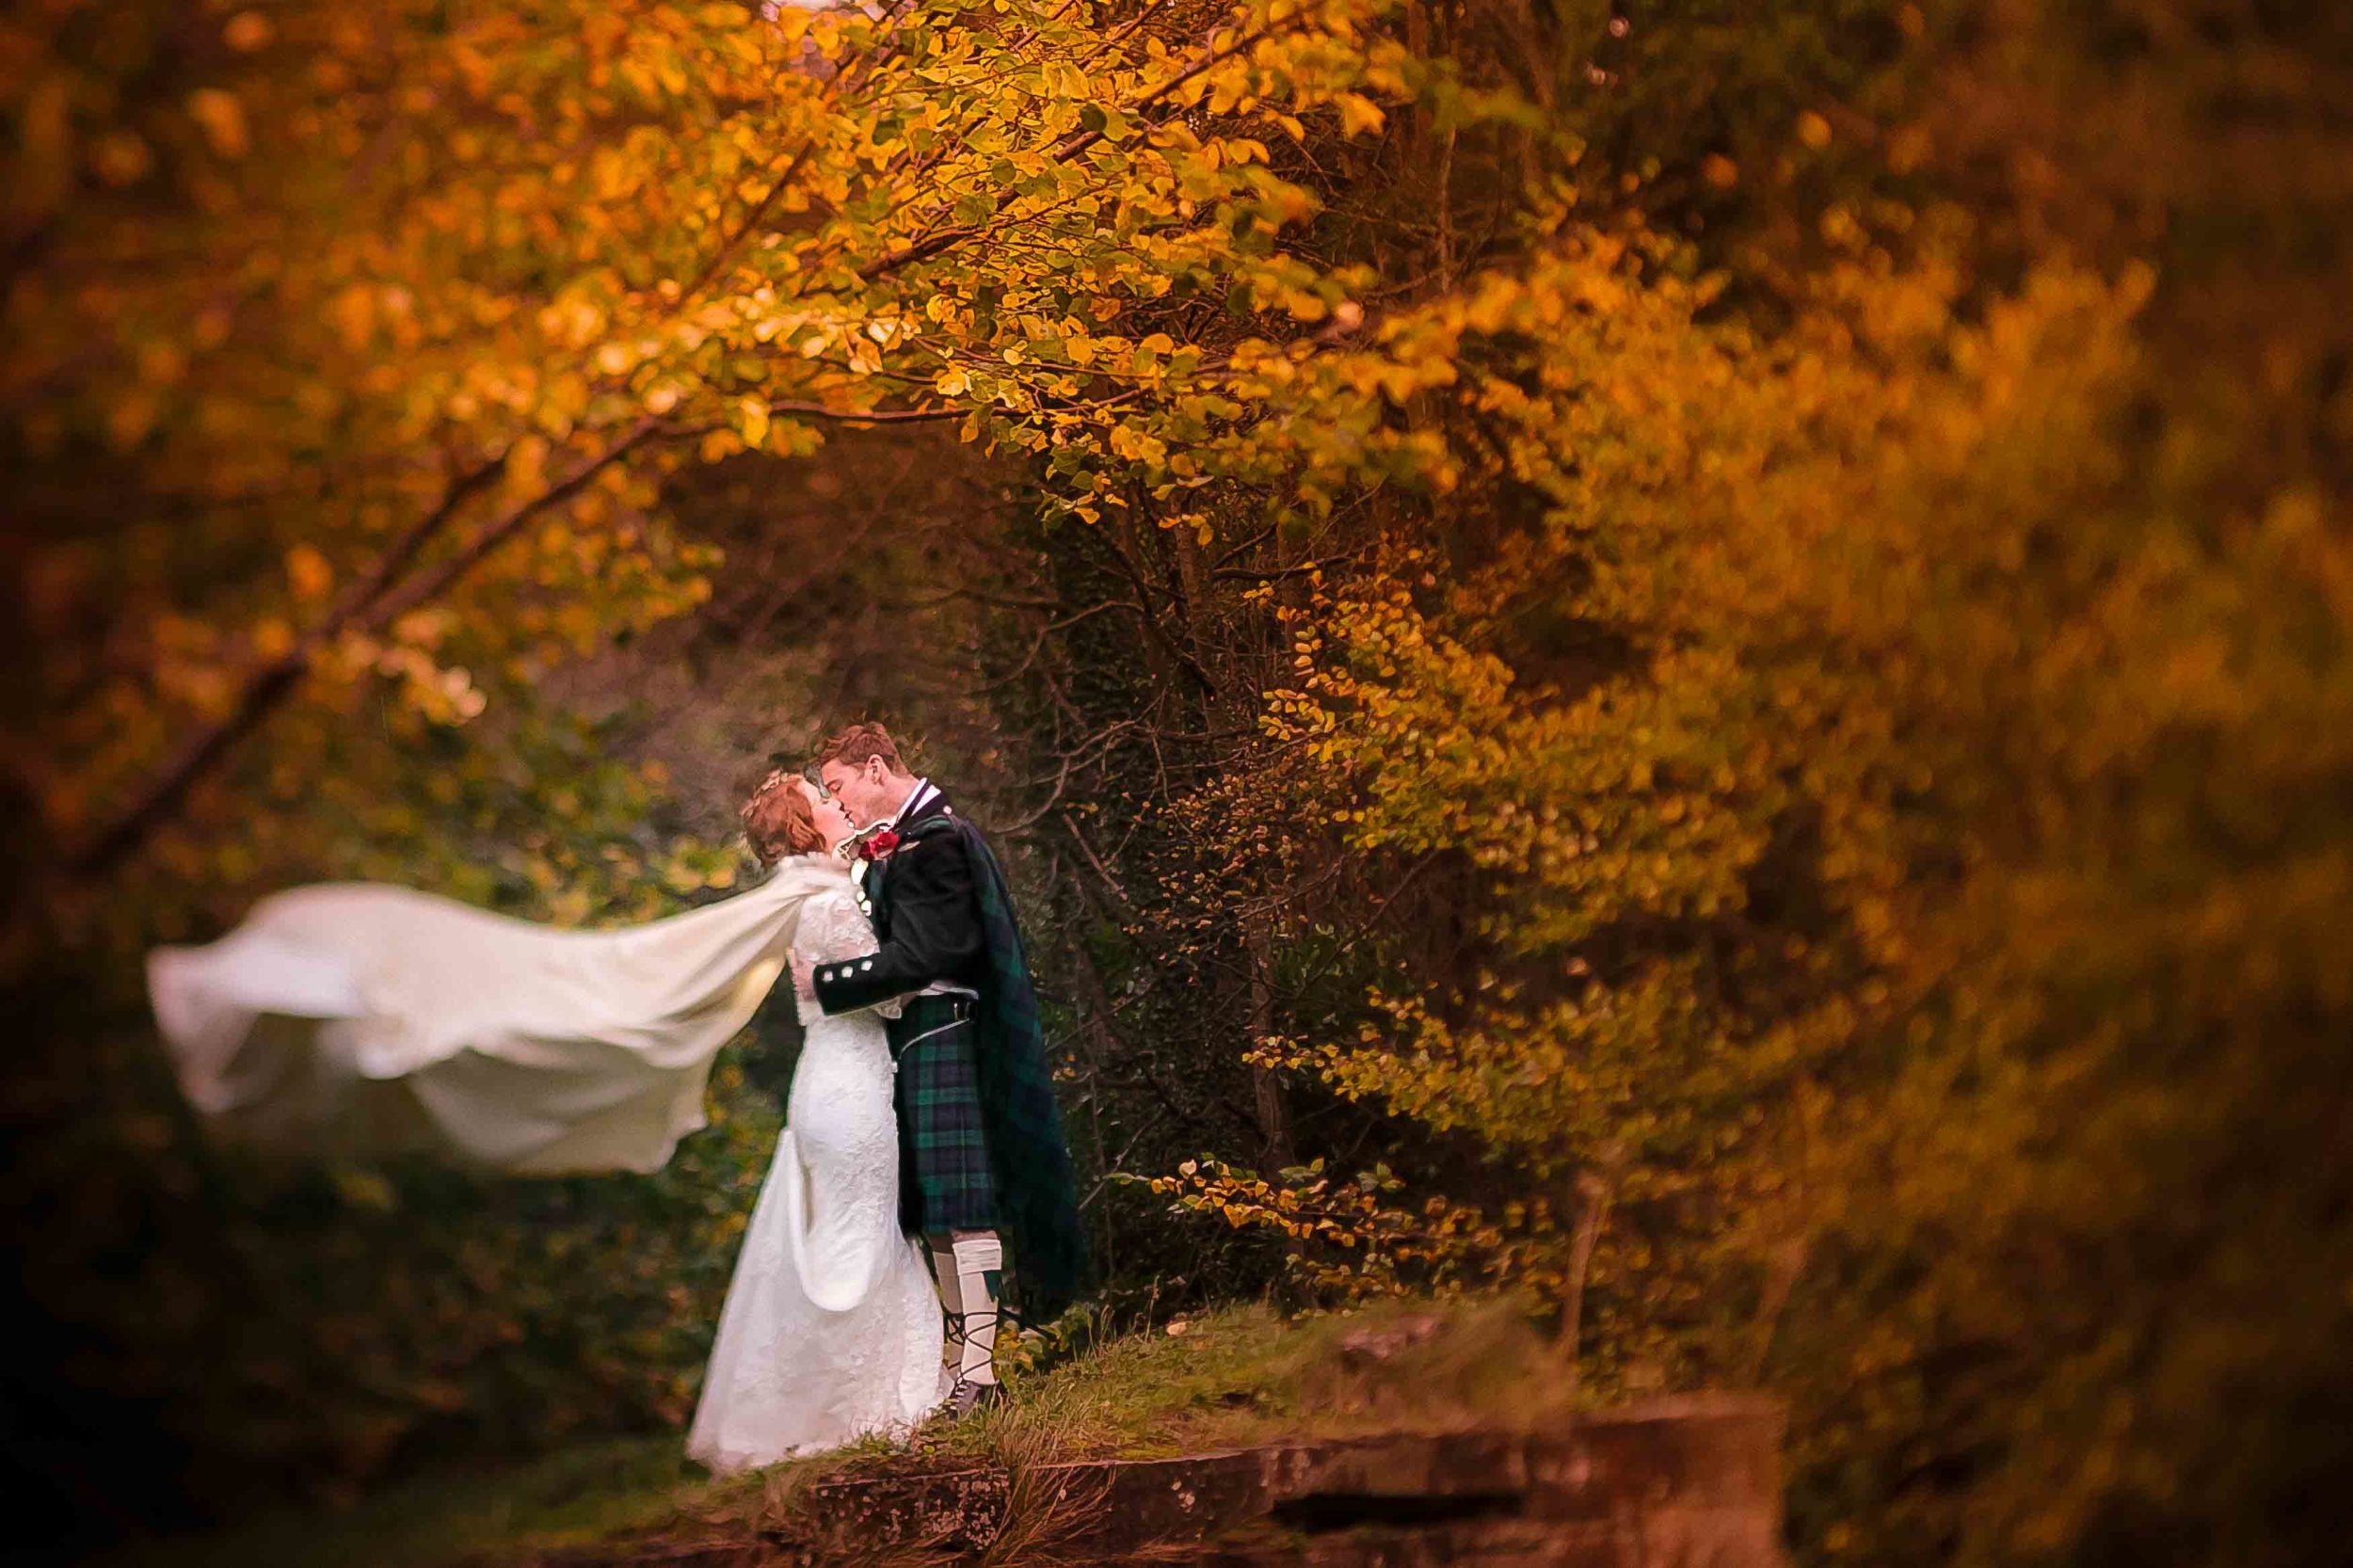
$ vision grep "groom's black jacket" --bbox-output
[810,789,984,1014]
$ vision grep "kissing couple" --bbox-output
[146,723,1088,1472]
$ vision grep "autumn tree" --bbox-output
[10,4,2351,1564]
[5,0,1422,1528]
[1079,7,2353,1568]
[6,0,1414,940]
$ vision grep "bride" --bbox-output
[685,770,942,1467]
[146,769,946,1468]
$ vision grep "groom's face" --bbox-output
[819,757,897,829]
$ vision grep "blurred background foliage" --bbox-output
[6,3,2348,1566]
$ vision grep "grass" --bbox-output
[927,1294,1582,1466]
[98,1297,1578,1568]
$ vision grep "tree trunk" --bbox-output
[1245,913,1296,1174]
[1558,1162,1619,1390]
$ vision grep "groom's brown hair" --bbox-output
[813,722,906,775]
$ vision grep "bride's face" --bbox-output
[796,776,856,853]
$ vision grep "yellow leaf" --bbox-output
[186,89,249,159]
[286,544,333,603]
[250,617,295,660]
[325,284,376,352]
[1336,93,1385,138]
[224,12,274,52]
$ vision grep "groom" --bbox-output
[789,723,1087,1415]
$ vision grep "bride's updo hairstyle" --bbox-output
[741,769,825,866]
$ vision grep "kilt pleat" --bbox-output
[890,1010,998,1235]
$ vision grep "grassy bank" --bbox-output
[99,1299,1577,1568]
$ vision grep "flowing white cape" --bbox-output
[145,858,842,1174]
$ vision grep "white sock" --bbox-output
[951,1231,1003,1386]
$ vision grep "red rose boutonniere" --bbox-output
[856,827,903,862]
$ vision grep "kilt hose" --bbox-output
[888,995,1000,1237]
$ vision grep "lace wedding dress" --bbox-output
[685,876,945,1471]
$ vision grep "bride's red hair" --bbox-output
[741,771,824,865]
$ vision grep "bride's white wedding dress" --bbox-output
[145,854,944,1468]
[685,875,944,1470]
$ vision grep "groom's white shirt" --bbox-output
[853,777,975,1000]
[888,776,941,829]
[850,777,938,893]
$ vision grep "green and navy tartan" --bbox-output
[888,1001,998,1234]
[894,814,1091,1323]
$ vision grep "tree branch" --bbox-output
[64,424,662,878]
[63,452,511,876]
[365,418,663,629]
[856,18,1289,283]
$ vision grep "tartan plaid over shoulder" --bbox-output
[898,812,1091,1321]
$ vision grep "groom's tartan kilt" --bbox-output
[888,996,999,1235]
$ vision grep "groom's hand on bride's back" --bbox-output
[789,949,816,1000]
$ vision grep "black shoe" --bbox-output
[944,1377,1006,1418]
